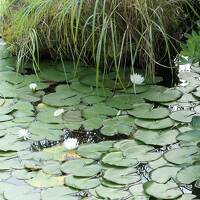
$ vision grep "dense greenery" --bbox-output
[1,0,198,78]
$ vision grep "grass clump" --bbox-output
[1,0,199,79]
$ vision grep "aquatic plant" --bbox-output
[1,0,198,80]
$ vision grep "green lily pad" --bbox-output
[41,186,78,200]
[106,94,144,110]
[164,146,198,165]
[135,129,179,146]
[95,185,130,200]
[176,165,200,184]
[150,166,180,183]
[129,184,150,200]
[144,181,182,199]
[102,151,138,167]
[170,111,196,123]
[65,175,100,190]
[128,103,170,119]
[61,159,101,177]
[26,171,65,188]
[141,86,182,103]
[177,130,200,145]
[103,167,140,185]
[135,118,174,130]
[83,118,103,130]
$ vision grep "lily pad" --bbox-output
[65,175,100,190]
[102,151,138,167]
[170,111,196,123]
[128,103,170,119]
[135,118,174,130]
[135,129,179,146]
[144,181,182,199]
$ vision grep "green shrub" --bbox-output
[1,0,198,79]
[181,20,200,64]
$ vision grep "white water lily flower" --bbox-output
[18,129,31,140]
[54,108,65,117]
[63,138,79,150]
[29,83,37,92]
[179,63,191,73]
[130,73,144,85]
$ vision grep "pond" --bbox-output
[0,39,200,199]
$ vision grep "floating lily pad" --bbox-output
[176,165,200,184]
[135,118,174,130]
[107,94,144,110]
[129,184,150,200]
[141,86,182,103]
[164,146,198,165]
[150,166,180,183]
[128,103,170,119]
[169,111,196,123]
[103,167,140,185]
[135,129,179,146]
[83,118,103,130]
[26,171,65,188]
[144,181,182,199]
[61,159,101,177]
[95,185,130,200]
[102,151,138,167]
[177,130,200,145]
[65,175,100,190]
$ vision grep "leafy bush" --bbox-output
[1,0,198,78]
[181,20,200,63]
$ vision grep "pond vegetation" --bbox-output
[0,0,200,199]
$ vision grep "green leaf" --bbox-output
[135,118,174,130]
[135,129,179,146]
[65,175,100,190]
[170,111,196,123]
[128,103,169,119]
[144,181,182,199]
[150,166,180,184]
[176,165,200,184]
[95,185,130,199]
[102,151,138,167]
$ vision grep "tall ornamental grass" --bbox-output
[1,0,199,80]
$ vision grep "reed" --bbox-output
[1,0,198,81]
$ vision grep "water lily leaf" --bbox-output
[61,159,101,177]
[141,86,182,103]
[176,165,200,184]
[102,151,138,167]
[3,184,40,200]
[149,157,174,169]
[164,146,198,165]
[135,118,174,130]
[150,166,180,183]
[95,185,130,199]
[12,169,37,180]
[82,103,118,119]
[82,95,105,105]
[41,186,78,200]
[177,130,200,145]
[0,115,13,122]
[191,116,200,129]
[121,85,149,94]
[101,179,124,189]
[144,181,182,199]
[135,129,179,146]
[71,82,93,94]
[103,167,140,185]
[175,194,197,200]
[77,142,112,160]
[101,115,136,136]
[129,184,150,200]
[42,161,61,175]
[0,71,23,84]
[63,110,83,123]
[65,175,100,190]
[26,171,65,188]
[170,111,196,123]
[128,103,170,119]
[83,118,103,131]
[106,94,144,110]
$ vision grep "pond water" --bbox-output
[0,39,200,199]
